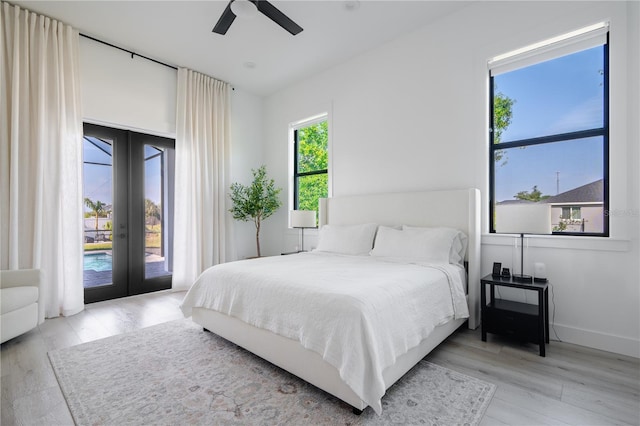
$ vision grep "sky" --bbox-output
[493,45,605,202]
[83,138,163,214]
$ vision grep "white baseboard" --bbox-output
[551,323,640,359]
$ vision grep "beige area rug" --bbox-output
[49,319,495,425]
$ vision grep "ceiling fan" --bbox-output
[213,0,303,36]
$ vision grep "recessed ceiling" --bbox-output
[12,1,471,96]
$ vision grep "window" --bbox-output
[561,207,581,220]
[489,24,609,236]
[293,117,328,216]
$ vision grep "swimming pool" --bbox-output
[84,252,113,272]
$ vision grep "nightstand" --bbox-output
[481,274,549,356]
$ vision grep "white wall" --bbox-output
[229,90,265,259]
[80,37,177,137]
[80,39,264,258]
[262,1,639,357]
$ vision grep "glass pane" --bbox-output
[144,145,162,160]
[83,137,113,165]
[145,145,171,279]
[297,173,328,215]
[83,137,113,288]
[297,121,328,173]
[494,45,604,143]
[494,137,604,234]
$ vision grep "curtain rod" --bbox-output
[79,33,234,90]
[80,33,178,70]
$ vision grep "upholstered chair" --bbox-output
[1,269,43,344]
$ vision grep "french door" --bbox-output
[82,123,175,303]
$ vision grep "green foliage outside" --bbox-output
[298,174,328,212]
[84,197,109,230]
[553,221,568,232]
[145,224,161,249]
[84,242,112,251]
[145,199,161,223]
[493,91,515,166]
[104,221,113,241]
[229,165,282,257]
[492,89,515,231]
[143,200,162,251]
[514,185,550,202]
[297,121,328,173]
[296,121,328,215]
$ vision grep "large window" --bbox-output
[293,117,328,215]
[489,25,609,236]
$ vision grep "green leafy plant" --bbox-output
[296,121,328,213]
[514,185,550,202]
[493,90,515,166]
[229,165,282,257]
[145,198,161,224]
[84,198,108,231]
[104,220,113,241]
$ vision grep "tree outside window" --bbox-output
[294,119,328,218]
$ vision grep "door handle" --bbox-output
[119,233,127,239]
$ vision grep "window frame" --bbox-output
[489,33,610,237]
[292,116,329,211]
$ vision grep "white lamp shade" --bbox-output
[289,210,316,228]
[495,203,551,234]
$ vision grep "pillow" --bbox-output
[402,225,468,265]
[314,223,378,256]
[370,226,448,263]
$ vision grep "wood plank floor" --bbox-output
[1,290,638,425]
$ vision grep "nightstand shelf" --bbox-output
[489,298,539,316]
[481,274,549,357]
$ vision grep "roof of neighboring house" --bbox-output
[544,179,604,204]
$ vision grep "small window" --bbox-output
[293,117,328,216]
[489,24,609,236]
[561,207,582,220]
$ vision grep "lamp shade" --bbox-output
[289,210,316,228]
[495,203,551,234]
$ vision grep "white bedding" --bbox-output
[180,251,469,414]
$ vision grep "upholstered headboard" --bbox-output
[318,188,481,329]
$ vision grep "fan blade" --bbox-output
[212,1,237,35]
[252,0,303,35]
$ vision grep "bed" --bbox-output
[180,188,481,414]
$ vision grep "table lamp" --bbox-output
[495,203,551,283]
[289,210,317,252]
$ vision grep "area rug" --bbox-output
[49,319,495,425]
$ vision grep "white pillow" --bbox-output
[402,225,468,265]
[314,223,378,256]
[370,226,446,263]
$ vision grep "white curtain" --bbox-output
[0,2,84,319]
[172,68,232,291]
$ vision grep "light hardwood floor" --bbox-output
[1,290,638,425]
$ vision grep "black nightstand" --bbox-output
[481,274,549,356]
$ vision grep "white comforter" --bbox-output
[180,252,469,414]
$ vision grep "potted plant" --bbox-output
[229,165,282,257]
